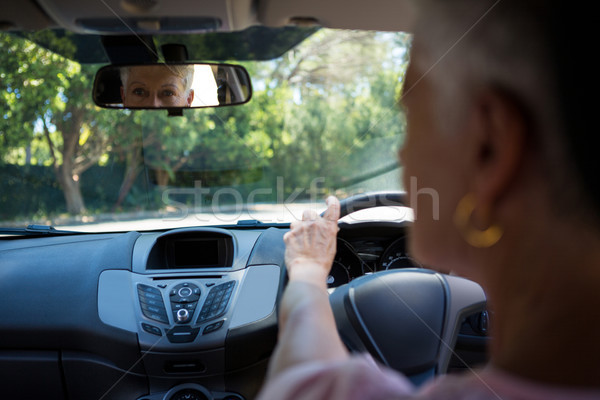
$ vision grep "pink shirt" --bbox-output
[257,354,600,400]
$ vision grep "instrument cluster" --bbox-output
[327,223,423,288]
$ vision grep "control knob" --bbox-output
[176,308,190,323]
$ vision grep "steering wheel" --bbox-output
[330,269,486,385]
[279,191,487,385]
[335,190,407,218]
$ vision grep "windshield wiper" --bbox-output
[0,225,80,237]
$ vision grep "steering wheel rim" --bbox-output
[332,191,407,218]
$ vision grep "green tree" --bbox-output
[0,28,410,221]
[245,30,410,196]
[0,32,110,214]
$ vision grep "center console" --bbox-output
[97,227,285,400]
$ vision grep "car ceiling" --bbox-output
[1,0,415,34]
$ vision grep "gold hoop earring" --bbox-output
[453,193,503,248]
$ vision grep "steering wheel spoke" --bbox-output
[330,269,486,385]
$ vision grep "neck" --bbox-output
[481,214,600,388]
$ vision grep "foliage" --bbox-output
[0,31,114,214]
[0,29,410,223]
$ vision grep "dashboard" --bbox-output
[0,220,487,400]
[330,222,420,288]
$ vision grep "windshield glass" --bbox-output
[0,29,411,232]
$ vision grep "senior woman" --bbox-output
[257,0,600,399]
[120,64,195,108]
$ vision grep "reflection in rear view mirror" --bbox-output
[93,63,252,110]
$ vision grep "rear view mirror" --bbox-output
[93,63,252,109]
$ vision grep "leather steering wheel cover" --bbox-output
[330,269,486,378]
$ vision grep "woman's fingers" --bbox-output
[302,209,319,221]
[323,196,341,223]
[284,197,341,274]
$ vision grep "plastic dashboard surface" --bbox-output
[0,221,486,400]
[0,226,289,399]
[98,227,281,355]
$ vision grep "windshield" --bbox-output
[0,29,410,232]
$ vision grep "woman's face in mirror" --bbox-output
[121,66,194,108]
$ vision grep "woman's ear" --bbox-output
[470,88,529,212]
[187,89,195,107]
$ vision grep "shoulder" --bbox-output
[258,357,600,400]
[419,367,600,400]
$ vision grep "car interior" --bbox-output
[0,0,490,399]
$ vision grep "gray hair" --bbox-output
[120,64,195,93]
[411,0,596,224]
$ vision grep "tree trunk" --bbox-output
[57,165,86,215]
[155,169,170,187]
[55,109,87,215]
[114,150,143,210]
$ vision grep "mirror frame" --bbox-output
[92,62,253,110]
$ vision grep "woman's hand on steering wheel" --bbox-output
[283,196,340,289]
